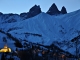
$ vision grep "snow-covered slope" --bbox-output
[0,9,80,55]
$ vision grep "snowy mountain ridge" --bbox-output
[0,9,80,55]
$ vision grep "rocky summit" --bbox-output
[61,6,67,14]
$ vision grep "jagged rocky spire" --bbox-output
[61,6,67,14]
[20,3,67,18]
[27,5,42,18]
[47,3,60,15]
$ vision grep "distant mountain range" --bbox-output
[0,3,67,19]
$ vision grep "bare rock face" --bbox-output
[27,5,42,18]
[61,6,67,14]
[47,3,60,15]
[20,13,28,17]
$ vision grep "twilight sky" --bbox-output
[0,0,80,14]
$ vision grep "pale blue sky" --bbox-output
[0,0,80,14]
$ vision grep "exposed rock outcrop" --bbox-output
[27,5,42,18]
[61,6,67,14]
[47,3,60,15]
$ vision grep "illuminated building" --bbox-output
[0,44,11,52]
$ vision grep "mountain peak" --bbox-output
[47,3,60,15]
[61,6,67,14]
[27,5,42,18]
